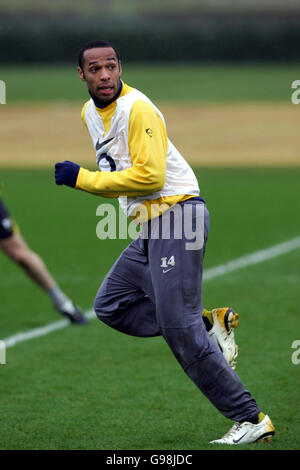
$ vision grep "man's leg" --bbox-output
[1,229,87,324]
[1,232,59,290]
[147,200,261,423]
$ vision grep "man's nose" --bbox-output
[100,69,110,80]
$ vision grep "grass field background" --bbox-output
[0,64,300,450]
[1,63,300,103]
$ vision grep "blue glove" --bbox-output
[55,161,80,188]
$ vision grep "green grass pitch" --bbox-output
[0,167,299,450]
[0,62,299,450]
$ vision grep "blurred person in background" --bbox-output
[0,194,87,325]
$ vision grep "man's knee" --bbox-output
[93,289,117,326]
[93,292,106,320]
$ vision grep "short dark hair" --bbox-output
[78,40,120,69]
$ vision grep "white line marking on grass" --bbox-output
[3,309,96,349]
[3,236,300,349]
[203,235,300,281]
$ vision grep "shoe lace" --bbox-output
[222,422,243,439]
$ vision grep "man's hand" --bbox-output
[55,161,80,188]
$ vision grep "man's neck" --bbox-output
[89,80,123,109]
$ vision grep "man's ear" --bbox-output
[118,61,122,77]
[78,66,86,82]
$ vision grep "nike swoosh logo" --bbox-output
[95,137,115,151]
[233,432,248,444]
[162,268,174,274]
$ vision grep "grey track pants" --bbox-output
[94,199,261,422]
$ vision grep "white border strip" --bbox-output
[3,236,300,349]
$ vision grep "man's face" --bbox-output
[78,47,122,102]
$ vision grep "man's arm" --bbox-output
[55,101,168,198]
